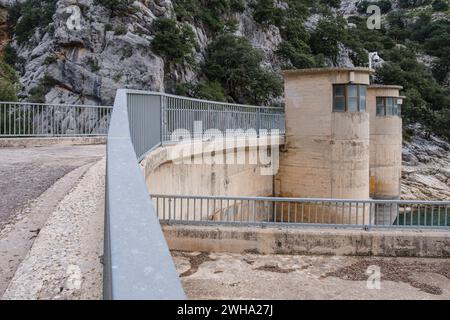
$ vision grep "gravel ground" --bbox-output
[0,145,105,296]
[2,159,105,300]
[172,251,450,300]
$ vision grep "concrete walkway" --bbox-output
[0,145,105,297]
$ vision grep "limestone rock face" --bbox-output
[10,0,167,105]
[402,125,450,200]
[4,0,365,105]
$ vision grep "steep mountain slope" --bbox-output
[0,0,356,105]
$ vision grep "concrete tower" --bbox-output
[367,85,404,225]
[277,68,374,223]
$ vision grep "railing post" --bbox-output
[257,108,261,137]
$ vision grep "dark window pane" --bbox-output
[359,85,367,98]
[397,104,402,116]
[386,97,394,116]
[334,97,345,112]
[348,97,358,112]
[334,85,345,96]
[376,97,385,116]
[347,85,358,98]
[359,86,367,112]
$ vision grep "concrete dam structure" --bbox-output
[141,68,405,226]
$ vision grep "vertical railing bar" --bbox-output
[363,202,366,227]
[418,205,421,226]
[314,202,318,224]
[431,206,434,227]
[288,202,291,224]
[180,197,183,221]
[295,202,298,224]
[274,202,277,223]
[438,206,441,227]
[308,203,311,224]
[425,205,428,226]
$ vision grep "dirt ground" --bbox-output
[173,251,450,300]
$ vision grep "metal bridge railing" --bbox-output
[125,91,285,160]
[0,101,112,137]
[161,93,285,142]
[152,194,450,230]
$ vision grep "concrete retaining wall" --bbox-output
[0,137,106,148]
[162,224,450,258]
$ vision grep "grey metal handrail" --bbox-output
[104,90,185,300]
[152,194,450,229]
[0,101,112,137]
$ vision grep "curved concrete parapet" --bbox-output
[141,136,285,222]
[104,89,185,300]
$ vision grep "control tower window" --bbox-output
[333,84,367,113]
[376,97,402,117]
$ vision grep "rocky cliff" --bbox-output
[1,0,363,105]
[402,125,450,200]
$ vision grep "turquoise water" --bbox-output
[394,209,449,227]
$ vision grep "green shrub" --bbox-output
[151,19,197,67]
[310,16,348,63]
[2,45,18,67]
[8,0,57,44]
[432,0,449,11]
[357,0,392,14]
[0,61,19,101]
[277,41,318,69]
[94,0,133,15]
[398,0,431,8]
[195,81,227,102]
[251,0,284,28]
[44,56,57,65]
[174,0,245,34]
[204,33,282,105]
[87,58,101,72]
[320,0,341,9]
[114,25,128,35]
[28,75,57,103]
